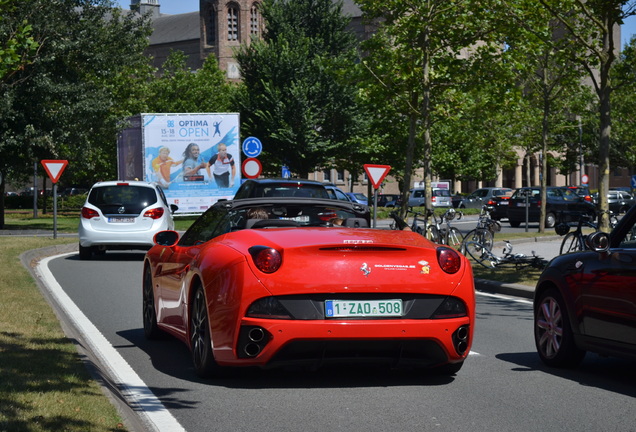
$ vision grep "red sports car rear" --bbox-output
[143,198,475,377]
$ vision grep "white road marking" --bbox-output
[476,290,533,304]
[36,253,185,432]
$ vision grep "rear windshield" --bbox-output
[252,184,329,199]
[88,185,158,214]
[432,189,450,197]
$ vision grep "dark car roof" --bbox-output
[215,197,370,218]
[234,178,330,200]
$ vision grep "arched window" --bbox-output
[227,4,239,41]
[250,3,260,37]
[206,7,216,45]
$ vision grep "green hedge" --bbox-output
[4,194,86,212]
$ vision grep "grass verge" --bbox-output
[0,236,127,431]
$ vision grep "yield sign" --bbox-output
[364,164,391,190]
[41,160,68,184]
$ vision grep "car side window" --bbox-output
[179,207,228,246]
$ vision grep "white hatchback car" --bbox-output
[78,180,178,259]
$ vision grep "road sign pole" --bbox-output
[53,184,58,239]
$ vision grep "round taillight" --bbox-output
[250,247,282,273]
[437,247,461,274]
[144,207,165,219]
[81,207,100,219]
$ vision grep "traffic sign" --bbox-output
[242,158,262,179]
[364,164,391,190]
[631,175,636,188]
[242,136,262,158]
[41,160,68,183]
[581,174,589,184]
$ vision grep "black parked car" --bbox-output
[376,193,401,207]
[507,186,596,228]
[533,204,636,367]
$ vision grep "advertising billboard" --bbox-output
[118,113,240,214]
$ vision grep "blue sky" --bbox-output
[115,1,636,49]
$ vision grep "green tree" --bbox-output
[144,50,237,113]
[0,0,153,226]
[234,0,365,178]
[356,0,502,214]
[537,0,636,229]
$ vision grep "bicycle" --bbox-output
[464,240,548,270]
[435,208,464,247]
[389,209,443,243]
[461,205,501,254]
[557,210,616,255]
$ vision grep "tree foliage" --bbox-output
[234,0,365,178]
[0,0,153,191]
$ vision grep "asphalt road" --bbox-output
[35,250,636,432]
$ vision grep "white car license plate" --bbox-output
[325,299,403,318]
[499,201,509,206]
[108,217,135,223]
[516,203,528,207]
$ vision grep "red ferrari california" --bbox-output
[142,197,475,377]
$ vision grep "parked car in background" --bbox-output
[234,178,330,200]
[377,194,401,207]
[143,196,474,377]
[507,186,596,228]
[345,192,368,205]
[324,183,351,202]
[457,187,513,211]
[78,180,178,260]
[533,204,636,367]
[610,186,633,194]
[408,188,452,208]
[592,190,635,214]
[567,185,593,203]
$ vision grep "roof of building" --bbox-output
[149,11,200,44]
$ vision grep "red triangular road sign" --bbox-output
[364,164,391,189]
[41,160,68,184]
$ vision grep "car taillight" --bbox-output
[432,297,467,318]
[584,195,592,202]
[437,247,461,274]
[143,208,165,219]
[487,199,496,205]
[432,196,437,202]
[81,207,100,219]
[249,246,282,273]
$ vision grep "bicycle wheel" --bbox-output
[560,232,584,255]
[464,229,493,252]
[425,225,440,243]
[463,241,498,268]
[445,227,463,248]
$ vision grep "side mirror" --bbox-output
[170,204,179,213]
[585,231,610,253]
[154,230,179,247]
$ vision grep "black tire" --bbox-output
[190,285,222,378]
[534,288,585,367]
[545,212,556,228]
[559,232,583,255]
[463,241,498,268]
[509,220,521,228]
[463,229,493,253]
[78,244,92,260]
[142,266,163,339]
[445,227,464,248]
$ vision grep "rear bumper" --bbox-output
[215,317,472,369]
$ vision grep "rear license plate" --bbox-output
[499,201,509,206]
[325,299,403,318]
[516,203,528,207]
[108,217,135,223]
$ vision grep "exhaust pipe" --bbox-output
[453,325,469,355]
[248,327,265,342]
[244,343,261,357]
